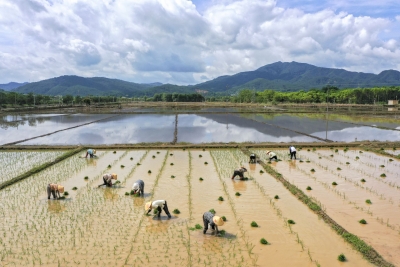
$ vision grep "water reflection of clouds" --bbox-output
[313,126,400,142]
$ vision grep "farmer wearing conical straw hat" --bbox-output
[84,149,97,158]
[47,183,64,199]
[203,211,224,235]
[98,173,117,187]
[266,151,278,162]
[145,200,172,218]
[231,166,247,180]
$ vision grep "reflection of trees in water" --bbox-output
[47,200,66,213]
[0,116,51,129]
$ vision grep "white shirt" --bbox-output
[151,200,166,208]
[290,146,296,152]
[132,182,139,190]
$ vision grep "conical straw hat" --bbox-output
[111,173,117,180]
[93,149,96,154]
[213,216,224,226]
[266,151,271,154]
[57,185,64,193]
[145,201,152,211]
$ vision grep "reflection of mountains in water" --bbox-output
[198,113,353,138]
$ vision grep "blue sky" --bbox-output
[0,0,399,85]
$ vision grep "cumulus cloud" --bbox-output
[0,0,399,84]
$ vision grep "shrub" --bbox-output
[63,191,69,196]
[310,169,315,172]
[260,238,268,245]
[359,219,367,224]
[380,173,386,177]
[251,221,258,227]
[365,199,372,204]
[199,177,203,181]
[173,209,180,214]
[332,182,338,186]
[306,186,312,190]
[338,254,346,262]
[288,219,295,224]
[221,216,227,221]
[235,192,241,196]
[361,178,366,182]
[195,224,202,229]
[148,170,152,174]
[84,176,89,180]
[274,195,279,199]
[209,209,216,214]
[218,196,224,201]
[72,187,78,190]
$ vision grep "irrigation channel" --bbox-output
[0,147,399,266]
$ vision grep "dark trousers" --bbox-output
[47,185,57,199]
[249,155,256,163]
[290,151,296,159]
[269,155,277,161]
[232,170,244,179]
[158,201,171,218]
[99,178,112,187]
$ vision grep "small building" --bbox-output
[388,100,398,106]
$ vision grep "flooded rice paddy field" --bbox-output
[1,112,400,145]
[1,148,399,266]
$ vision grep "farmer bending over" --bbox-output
[231,166,247,180]
[289,145,297,160]
[267,151,278,162]
[145,200,172,218]
[47,183,64,199]
[98,173,117,187]
[249,153,257,163]
[132,179,144,196]
[203,211,224,235]
[85,149,96,158]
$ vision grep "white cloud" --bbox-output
[0,0,399,84]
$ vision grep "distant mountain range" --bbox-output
[0,82,29,91]
[8,62,400,96]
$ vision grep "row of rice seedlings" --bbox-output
[0,150,65,183]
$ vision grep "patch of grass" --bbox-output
[173,209,180,214]
[209,209,216,214]
[259,170,264,174]
[221,216,226,221]
[171,175,175,178]
[72,187,78,190]
[260,238,269,245]
[218,196,224,201]
[332,182,338,186]
[359,219,367,224]
[199,177,203,181]
[251,221,258,227]
[310,168,315,172]
[235,192,241,196]
[148,170,152,174]
[288,219,295,224]
[306,186,312,190]
[84,176,89,180]
[365,199,372,204]
[380,173,386,177]
[195,224,202,229]
[338,254,346,262]
[274,195,279,199]
[361,178,366,182]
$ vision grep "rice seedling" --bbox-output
[148,170,152,174]
[58,196,65,200]
[250,221,258,227]
[365,199,372,204]
[204,162,208,165]
[288,220,295,224]
[332,182,338,186]
[306,186,312,190]
[380,173,386,177]
[221,216,226,221]
[235,192,241,196]
[171,175,175,178]
[84,176,89,180]
[199,177,203,181]
[310,169,315,172]
[359,219,367,224]
[338,254,346,262]
[72,187,77,190]
[195,224,202,229]
[173,209,180,214]
[120,165,125,168]
[337,167,341,170]
[218,196,224,201]
[259,170,264,174]
[260,238,268,245]
[361,178,366,182]
[209,209,216,214]
[274,195,279,199]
